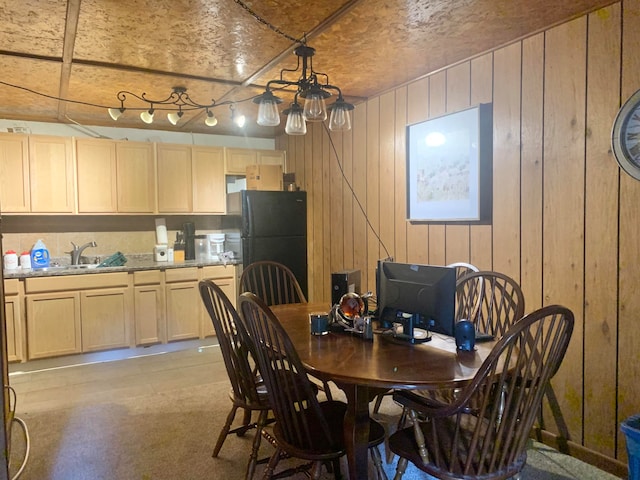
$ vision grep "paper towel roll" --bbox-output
[155,218,168,245]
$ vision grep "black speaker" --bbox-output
[455,320,476,351]
[331,270,361,305]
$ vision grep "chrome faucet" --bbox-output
[70,241,97,265]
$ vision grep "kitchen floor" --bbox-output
[7,338,220,413]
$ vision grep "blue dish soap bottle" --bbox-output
[31,239,50,269]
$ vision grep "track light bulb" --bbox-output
[205,111,218,127]
[167,111,183,125]
[140,109,155,124]
[108,108,124,121]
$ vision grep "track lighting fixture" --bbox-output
[108,86,223,128]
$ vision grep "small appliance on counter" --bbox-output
[154,218,169,262]
[182,222,196,260]
[207,233,225,261]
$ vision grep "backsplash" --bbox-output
[0,214,241,263]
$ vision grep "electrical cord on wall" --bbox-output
[5,385,30,480]
[323,122,392,260]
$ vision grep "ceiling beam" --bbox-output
[57,0,82,120]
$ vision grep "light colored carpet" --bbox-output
[7,347,623,480]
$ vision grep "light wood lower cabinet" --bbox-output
[14,265,239,360]
[165,268,201,341]
[81,287,132,352]
[26,291,82,359]
[24,272,131,359]
[200,265,237,337]
[133,270,165,346]
[4,279,24,362]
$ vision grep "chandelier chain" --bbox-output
[233,0,303,44]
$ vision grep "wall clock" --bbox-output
[612,89,640,181]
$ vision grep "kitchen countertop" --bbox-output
[3,255,241,279]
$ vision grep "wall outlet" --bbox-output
[7,126,30,134]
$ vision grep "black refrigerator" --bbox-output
[236,190,308,297]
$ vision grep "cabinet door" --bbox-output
[76,138,117,213]
[81,287,132,352]
[192,146,225,213]
[0,134,30,212]
[4,295,22,362]
[26,291,81,359]
[117,142,156,213]
[157,144,192,213]
[166,282,201,341]
[200,275,236,337]
[225,148,257,175]
[134,284,164,345]
[257,149,286,170]
[28,135,75,213]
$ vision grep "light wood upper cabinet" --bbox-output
[157,143,192,213]
[224,147,286,175]
[76,138,117,213]
[192,146,225,213]
[28,135,75,213]
[116,142,155,213]
[224,148,257,175]
[0,133,30,213]
[257,149,287,171]
[76,139,155,214]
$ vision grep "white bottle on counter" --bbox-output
[3,250,18,270]
[19,251,32,269]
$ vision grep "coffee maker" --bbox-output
[182,222,196,260]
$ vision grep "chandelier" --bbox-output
[253,42,354,135]
[106,45,353,135]
[107,86,230,128]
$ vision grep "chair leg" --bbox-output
[262,447,282,480]
[245,410,269,480]
[213,405,239,457]
[242,407,253,428]
[393,458,408,480]
[370,446,388,480]
[323,380,334,401]
[408,409,428,464]
[372,393,384,414]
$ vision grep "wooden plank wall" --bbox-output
[277,0,640,463]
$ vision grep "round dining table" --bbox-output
[271,301,497,480]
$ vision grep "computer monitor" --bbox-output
[376,260,456,342]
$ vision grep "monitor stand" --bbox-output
[390,313,432,344]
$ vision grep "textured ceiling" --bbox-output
[0,0,615,138]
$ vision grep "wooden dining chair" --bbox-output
[389,305,575,480]
[240,260,333,401]
[199,280,273,480]
[237,292,388,480]
[389,270,527,425]
[454,270,525,338]
[240,261,306,307]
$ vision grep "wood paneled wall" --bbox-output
[277,1,640,463]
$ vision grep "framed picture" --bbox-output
[406,103,492,223]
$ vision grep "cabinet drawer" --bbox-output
[25,272,130,293]
[4,279,20,295]
[165,267,199,283]
[201,265,235,279]
[134,270,162,285]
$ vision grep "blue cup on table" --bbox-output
[310,312,329,335]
